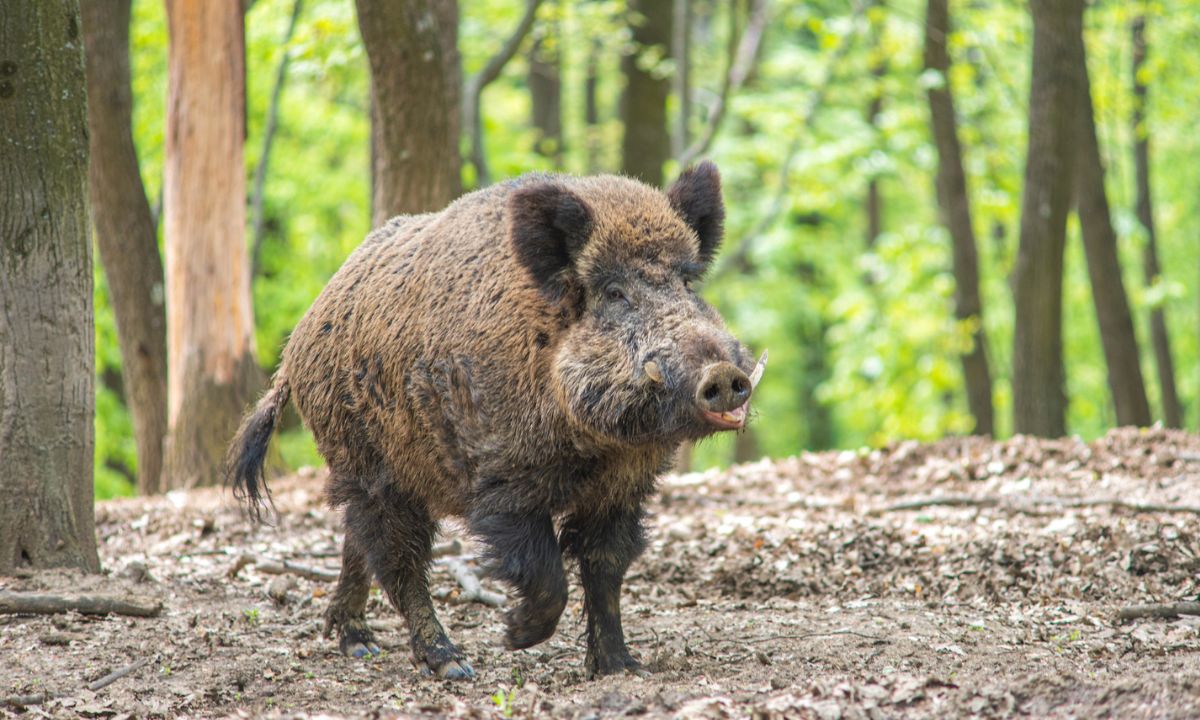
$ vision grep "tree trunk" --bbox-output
[865,3,886,250]
[924,0,994,437]
[1073,9,1151,428]
[584,38,601,171]
[671,0,691,159]
[0,0,100,573]
[356,0,461,225]
[163,0,263,488]
[1132,15,1183,428]
[529,7,563,165]
[81,0,169,495]
[1011,0,1082,438]
[621,0,672,186]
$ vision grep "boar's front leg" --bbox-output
[470,511,568,650]
[560,506,648,678]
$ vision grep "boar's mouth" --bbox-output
[701,402,748,430]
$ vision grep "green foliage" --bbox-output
[96,0,1200,496]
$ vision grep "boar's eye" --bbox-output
[605,285,630,306]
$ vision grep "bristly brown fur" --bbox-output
[224,162,755,679]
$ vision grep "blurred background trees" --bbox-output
[84,0,1200,496]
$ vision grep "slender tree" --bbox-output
[1072,7,1151,428]
[1131,14,1182,428]
[924,0,994,436]
[163,0,263,487]
[1012,0,1082,437]
[530,6,563,165]
[81,0,169,494]
[864,2,886,250]
[0,0,100,572]
[357,0,461,223]
[621,0,673,186]
[671,0,692,159]
[251,0,305,277]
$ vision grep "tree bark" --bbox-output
[357,0,461,225]
[1072,9,1151,429]
[0,0,100,573]
[1011,0,1081,438]
[1131,15,1182,428]
[924,0,994,437]
[163,0,263,488]
[621,0,672,186]
[81,0,169,495]
[529,8,563,165]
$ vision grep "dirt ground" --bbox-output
[4,427,1200,718]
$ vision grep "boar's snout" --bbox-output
[695,361,751,430]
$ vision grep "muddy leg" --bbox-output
[346,485,474,680]
[470,511,567,650]
[323,533,380,658]
[561,507,647,678]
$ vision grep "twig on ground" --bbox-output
[87,657,152,692]
[435,557,505,607]
[2,657,151,707]
[870,496,1200,517]
[0,591,161,618]
[1117,602,1200,622]
[228,554,340,582]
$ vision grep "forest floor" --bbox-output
[4,427,1200,719]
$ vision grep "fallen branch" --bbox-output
[228,554,341,582]
[870,496,1200,517]
[2,657,151,707]
[435,557,505,607]
[1117,602,1200,623]
[0,591,161,618]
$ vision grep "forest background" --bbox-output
[92,0,1200,498]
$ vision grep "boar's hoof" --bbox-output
[414,636,476,681]
[585,650,646,680]
[417,658,475,681]
[337,620,381,659]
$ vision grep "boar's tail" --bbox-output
[225,374,291,523]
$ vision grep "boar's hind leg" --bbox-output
[344,483,475,680]
[560,507,649,678]
[470,512,568,650]
[323,534,380,657]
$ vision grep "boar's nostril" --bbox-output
[695,362,752,414]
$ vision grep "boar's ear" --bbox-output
[509,182,595,301]
[667,160,725,266]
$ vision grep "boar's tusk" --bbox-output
[643,360,665,384]
[748,349,768,390]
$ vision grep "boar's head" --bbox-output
[509,161,764,444]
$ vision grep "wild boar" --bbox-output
[227,161,764,680]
